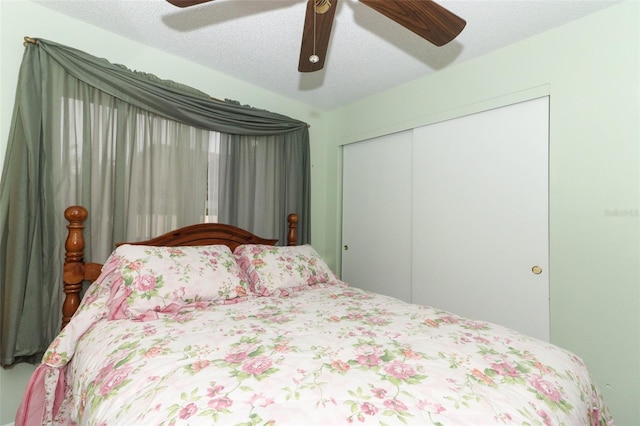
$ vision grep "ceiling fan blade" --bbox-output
[298,0,339,73]
[166,0,215,8]
[359,0,466,46]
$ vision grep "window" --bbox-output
[58,95,222,260]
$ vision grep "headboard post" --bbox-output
[61,206,88,329]
[287,213,298,246]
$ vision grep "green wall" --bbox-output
[1,1,638,425]
[323,2,640,424]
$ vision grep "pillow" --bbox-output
[234,244,345,297]
[106,244,249,320]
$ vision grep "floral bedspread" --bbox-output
[19,282,612,425]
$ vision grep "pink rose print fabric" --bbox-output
[18,281,612,426]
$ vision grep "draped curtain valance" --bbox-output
[36,38,309,136]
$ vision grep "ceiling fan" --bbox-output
[166,0,466,73]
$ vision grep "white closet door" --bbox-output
[412,97,549,341]
[341,130,413,301]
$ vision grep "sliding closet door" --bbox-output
[341,130,413,301]
[412,97,549,341]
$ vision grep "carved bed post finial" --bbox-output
[61,206,88,329]
[287,213,298,246]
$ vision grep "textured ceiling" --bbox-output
[35,0,622,110]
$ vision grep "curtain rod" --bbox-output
[23,36,38,47]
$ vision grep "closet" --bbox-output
[341,97,549,341]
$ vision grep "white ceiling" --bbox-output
[35,0,622,110]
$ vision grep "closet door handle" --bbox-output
[344,245,349,251]
[531,265,542,275]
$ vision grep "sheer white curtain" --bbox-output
[52,79,220,265]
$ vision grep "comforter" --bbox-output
[17,282,612,425]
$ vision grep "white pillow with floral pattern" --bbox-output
[106,244,249,320]
[234,244,346,297]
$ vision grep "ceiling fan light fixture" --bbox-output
[309,54,320,63]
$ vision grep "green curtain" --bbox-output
[218,133,311,245]
[0,38,310,366]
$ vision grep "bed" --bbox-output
[16,206,613,425]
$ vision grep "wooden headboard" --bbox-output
[61,206,298,328]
